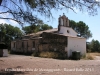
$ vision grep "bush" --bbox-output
[82,53,94,60]
[86,54,94,60]
[39,51,57,58]
[87,49,91,53]
[81,54,86,59]
[38,51,67,59]
[32,52,40,57]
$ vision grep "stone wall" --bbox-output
[40,32,68,54]
[11,32,68,55]
[16,40,23,52]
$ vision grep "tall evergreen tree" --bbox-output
[69,20,92,39]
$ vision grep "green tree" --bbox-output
[69,20,77,31]
[23,24,53,34]
[0,24,6,42]
[90,39,100,52]
[0,0,100,25]
[0,23,23,48]
[22,26,31,34]
[69,20,92,39]
[40,24,53,31]
[86,42,91,52]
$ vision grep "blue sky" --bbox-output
[36,8,100,42]
[0,7,100,42]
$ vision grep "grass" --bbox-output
[32,51,67,59]
[39,51,59,58]
[82,52,100,60]
[89,52,100,56]
[81,54,94,60]
[86,53,94,60]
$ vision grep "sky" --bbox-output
[36,8,100,42]
[0,5,100,42]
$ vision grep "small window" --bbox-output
[67,30,69,33]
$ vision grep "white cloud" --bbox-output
[0,19,20,27]
[0,12,10,24]
[0,11,19,26]
[0,12,9,18]
[9,20,19,26]
[95,0,100,2]
[0,19,7,24]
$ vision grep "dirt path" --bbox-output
[95,56,100,60]
[0,54,100,75]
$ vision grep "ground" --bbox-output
[0,54,100,75]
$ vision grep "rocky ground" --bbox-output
[0,54,100,75]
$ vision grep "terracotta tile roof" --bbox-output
[44,32,85,39]
[26,28,58,36]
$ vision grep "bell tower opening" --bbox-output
[58,13,69,31]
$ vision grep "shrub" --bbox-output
[81,54,86,59]
[39,51,67,59]
[82,53,94,60]
[39,51,56,58]
[32,52,40,57]
[87,49,91,53]
[86,54,94,60]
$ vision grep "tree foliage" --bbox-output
[0,0,100,25]
[69,20,92,39]
[90,39,100,52]
[40,24,53,31]
[23,24,53,34]
[87,39,100,52]
[0,23,23,48]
